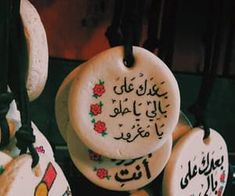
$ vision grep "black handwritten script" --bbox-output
[110,74,169,143]
[180,151,225,195]
[111,153,152,187]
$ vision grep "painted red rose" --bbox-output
[96,168,108,179]
[93,84,105,97]
[94,121,106,133]
[90,104,102,116]
[220,172,225,183]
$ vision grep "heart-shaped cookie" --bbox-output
[69,46,180,159]
[162,127,228,196]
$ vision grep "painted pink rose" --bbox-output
[94,121,106,133]
[93,84,105,97]
[96,168,108,179]
[220,172,225,183]
[90,103,102,116]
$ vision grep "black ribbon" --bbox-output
[189,0,223,139]
[7,0,39,168]
[106,0,145,68]
[0,0,14,148]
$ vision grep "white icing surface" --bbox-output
[55,64,84,141]
[69,46,180,159]
[67,123,172,191]
[163,127,229,196]
[20,0,48,101]
[0,154,71,196]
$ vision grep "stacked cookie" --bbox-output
[0,0,71,195]
[55,46,191,192]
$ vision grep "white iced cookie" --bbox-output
[69,46,180,159]
[67,124,172,191]
[0,152,12,175]
[162,128,228,196]
[0,154,71,196]
[3,120,54,160]
[20,0,48,101]
[55,65,84,141]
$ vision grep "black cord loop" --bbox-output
[0,92,14,148]
[106,0,145,68]
[7,0,39,168]
[15,125,39,167]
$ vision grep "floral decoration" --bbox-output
[89,102,103,116]
[94,167,111,180]
[89,80,108,136]
[92,80,105,98]
[35,146,45,154]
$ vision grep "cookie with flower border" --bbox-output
[55,64,85,141]
[0,154,71,196]
[67,123,172,191]
[20,0,48,101]
[69,46,180,159]
[0,152,12,175]
[162,127,229,196]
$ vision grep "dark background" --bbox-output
[26,0,235,195]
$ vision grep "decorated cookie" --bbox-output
[67,124,172,191]
[69,46,180,159]
[55,64,84,141]
[20,0,48,101]
[0,152,12,175]
[0,154,71,196]
[172,111,192,145]
[162,128,228,196]
[3,119,54,160]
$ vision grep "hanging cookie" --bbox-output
[5,99,54,159]
[162,127,229,196]
[20,0,48,101]
[69,46,180,159]
[67,123,172,191]
[0,154,71,196]
[55,64,84,141]
[2,119,54,160]
[172,111,192,145]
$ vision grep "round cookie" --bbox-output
[0,154,71,196]
[172,111,192,145]
[0,152,12,175]
[69,46,180,159]
[20,0,48,101]
[67,124,172,191]
[55,64,84,141]
[3,120,54,160]
[162,127,229,196]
